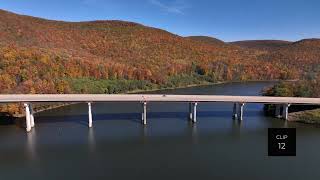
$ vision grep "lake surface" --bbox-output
[1,82,320,180]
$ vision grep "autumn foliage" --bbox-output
[0,9,319,115]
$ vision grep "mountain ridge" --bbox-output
[1,9,320,114]
[0,9,319,94]
[230,40,292,51]
[186,36,226,46]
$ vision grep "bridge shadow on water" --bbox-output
[32,110,264,126]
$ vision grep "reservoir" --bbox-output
[0,82,319,180]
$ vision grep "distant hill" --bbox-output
[291,38,320,47]
[1,9,320,115]
[0,9,319,96]
[186,36,226,46]
[230,40,292,51]
[259,39,320,75]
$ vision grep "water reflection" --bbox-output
[26,129,37,160]
[190,123,198,144]
[232,119,242,136]
[283,120,289,128]
[88,128,96,153]
[141,126,148,143]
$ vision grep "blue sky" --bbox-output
[0,0,319,41]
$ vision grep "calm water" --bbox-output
[1,82,320,180]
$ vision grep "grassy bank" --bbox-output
[289,108,320,125]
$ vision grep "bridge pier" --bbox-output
[24,103,32,132]
[30,104,35,128]
[239,103,245,121]
[282,104,290,120]
[191,102,198,123]
[88,102,93,128]
[142,102,147,125]
[189,103,193,120]
[275,105,281,118]
[232,103,238,119]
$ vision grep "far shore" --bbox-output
[127,79,285,94]
[12,81,219,118]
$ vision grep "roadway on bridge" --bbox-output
[0,94,320,104]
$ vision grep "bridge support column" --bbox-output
[24,103,31,132]
[192,102,198,123]
[30,104,35,128]
[282,104,290,120]
[239,103,245,121]
[232,103,238,119]
[142,102,147,125]
[189,103,193,120]
[88,102,93,128]
[275,105,281,118]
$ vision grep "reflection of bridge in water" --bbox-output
[1,94,319,132]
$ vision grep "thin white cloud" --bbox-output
[149,0,188,15]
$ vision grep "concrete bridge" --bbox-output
[1,94,320,132]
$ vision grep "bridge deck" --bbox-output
[0,94,320,104]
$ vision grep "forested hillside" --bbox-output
[230,40,292,51]
[0,9,320,115]
[186,36,226,46]
[257,39,320,79]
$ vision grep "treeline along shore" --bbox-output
[263,78,320,125]
[1,75,217,117]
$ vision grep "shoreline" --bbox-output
[13,102,79,118]
[127,79,283,94]
[127,81,219,94]
[288,108,320,126]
